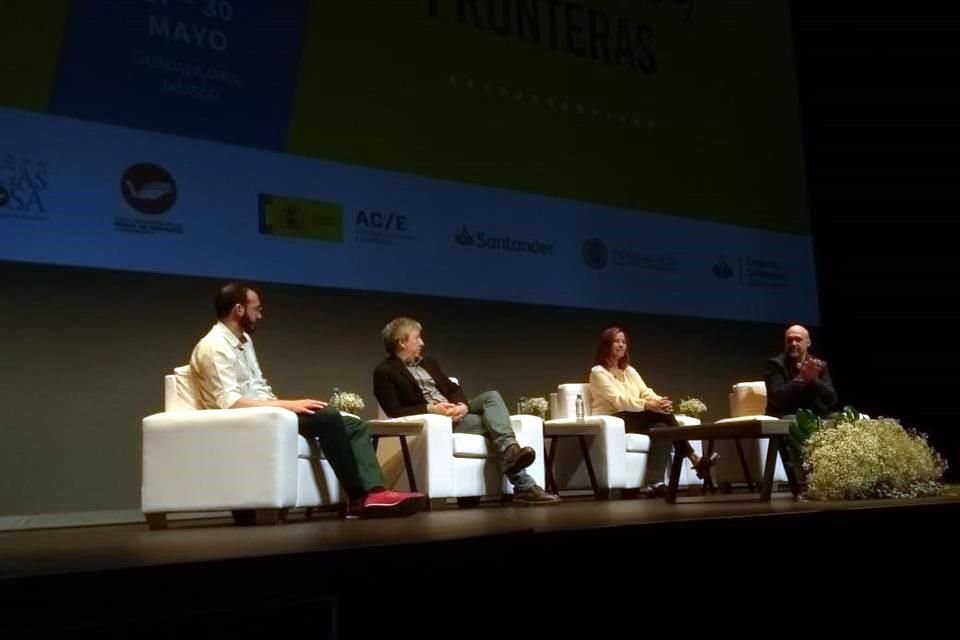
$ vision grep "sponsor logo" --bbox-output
[258,194,343,242]
[712,257,734,279]
[711,256,789,287]
[583,238,678,273]
[455,225,474,246]
[115,162,183,234]
[354,208,414,245]
[121,163,177,215]
[744,258,788,287]
[582,238,609,270]
[1,154,50,220]
[455,225,553,256]
[611,247,678,272]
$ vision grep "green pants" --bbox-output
[298,407,384,498]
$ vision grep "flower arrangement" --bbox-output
[677,397,708,419]
[329,389,365,414]
[518,396,549,418]
[801,410,947,501]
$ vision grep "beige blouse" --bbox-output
[588,364,661,414]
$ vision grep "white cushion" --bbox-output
[729,381,767,418]
[164,365,201,411]
[625,433,651,453]
[451,433,492,459]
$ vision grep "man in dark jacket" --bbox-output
[764,325,838,417]
[374,317,560,505]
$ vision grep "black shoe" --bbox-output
[514,485,562,505]
[642,483,668,499]
[694,452,720,480]
[502,443,536,475]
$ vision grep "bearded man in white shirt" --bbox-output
[190,282,424,519]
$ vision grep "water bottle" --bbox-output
[575,393,585,422]
[517,396,527,415]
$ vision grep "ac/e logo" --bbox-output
[356,209,408,232]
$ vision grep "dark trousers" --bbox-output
[298,407,384,498]
[615,411,694,487]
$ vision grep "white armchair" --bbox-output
[369,384,545,509]
[547,384,703,497]
[141,366,342,529]
[710,381,787,488]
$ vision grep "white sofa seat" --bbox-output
[141,366,342,529]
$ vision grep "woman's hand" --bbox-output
[648,396,673,414]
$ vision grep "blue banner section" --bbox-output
[0,108,819,324]
[49,0,308,150]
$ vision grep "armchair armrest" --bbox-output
[543,415,626,489]
[141,407,299,513]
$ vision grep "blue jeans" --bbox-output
[455,390,536,491]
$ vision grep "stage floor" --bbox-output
[4,490,960,581]
[3,491,959,637]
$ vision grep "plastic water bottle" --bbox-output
[331,387,342,409]
[575,393,585,422]
[517,396,527,415]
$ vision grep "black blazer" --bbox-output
[373,355,468,417]
[764,353,838,417]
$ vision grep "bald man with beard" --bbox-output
[764,325,839,417]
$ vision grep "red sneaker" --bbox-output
[361,490,426,518]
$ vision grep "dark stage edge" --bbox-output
[2,492,959,637]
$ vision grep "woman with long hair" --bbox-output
[589,327,718,497]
